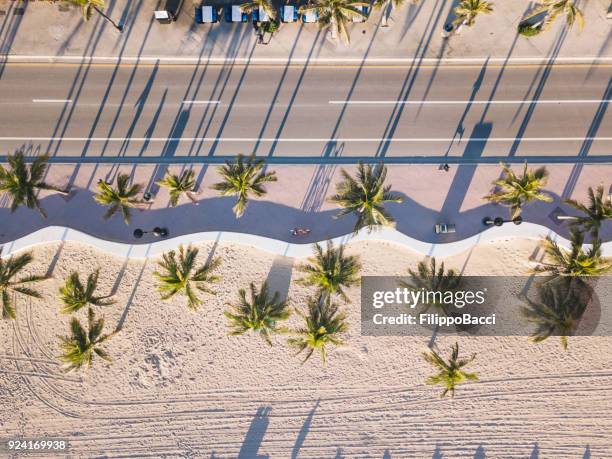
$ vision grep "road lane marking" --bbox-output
[32,99,73,104]
[2,137,611,142]
[182,100,220,105]
[329,99,612,105]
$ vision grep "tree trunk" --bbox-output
[382,1,392,27]
[93,6,123,32]
[186,192,199,205]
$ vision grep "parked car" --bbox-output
[301,9,318,23]
[352,5,369,22]
[435,223,456,234]
[252,6,271,22]
[195,5,219,23]
[280,5,298,23]
[225,5,249,22]
[154,0,184,23]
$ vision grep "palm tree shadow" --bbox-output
[398,0,426,42]
[443,59,488,156]
[375,0,452,158]
[238,406,272,459]
[583,445,591,459]
[116,248,151,332]
[561,78,612,199]
[291,399,319,458]
[301,142,343,213]
[437,122,492,230]
[0,1,29,80]
[432,445,443,458]
[45,228,69,277]
[265,255,294,302]
[508,26,568,157]
[252,23,305,156]
[266,29,323,157]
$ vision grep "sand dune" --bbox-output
[1,239,610,458]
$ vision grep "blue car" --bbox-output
[195,5,219,23]
[252,6,272,22]
[225,5,248,22]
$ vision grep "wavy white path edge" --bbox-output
[1,223,611,259]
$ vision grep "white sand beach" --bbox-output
[1,238,610,458]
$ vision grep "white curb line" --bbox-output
[1,224,610,260]
[1,55,612,65]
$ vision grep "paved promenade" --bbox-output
[0,164,610,246]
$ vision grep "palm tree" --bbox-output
[329,162,403,233]
[240,0,277,20]
[299,0,369,45]
[288,295,348,364]
[422,342,478,397]
[58,269,115,314]
[0,152,69,218]
[521,278,588,350]
[58,307,115,372]
[296,240,361,303]
[400,257,462,314]
[61,0,124,31]
[523,0,584,32]
[224,281,291,345]
[94,173,143,225]
[0,252,48,319]
[157,169,199,207]
[531,229,612,278]
[453,0,494,28]
[483,162,553,219]
[564,185,612,239]
[211,155,277,218]
[372,0,415,27]
[154,245,221,311]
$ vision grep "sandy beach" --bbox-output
[1,236,610,458]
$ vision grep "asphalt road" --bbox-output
[0,62,610,161]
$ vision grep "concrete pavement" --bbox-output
[0,0,611,63]
[0,63,610,159]
[0,164,610,246]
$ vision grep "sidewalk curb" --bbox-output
[2,224,611,260]
[1,55,612,66]
[3,156,612,165]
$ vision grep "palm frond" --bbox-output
[0,252,47,320]
[288,295,348,364]
[212,155,277,218]
[296,240,361,303]
[224,281,291,345]
[422,342,478,397]
[154,245,220,310]
[330,162,402,233]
